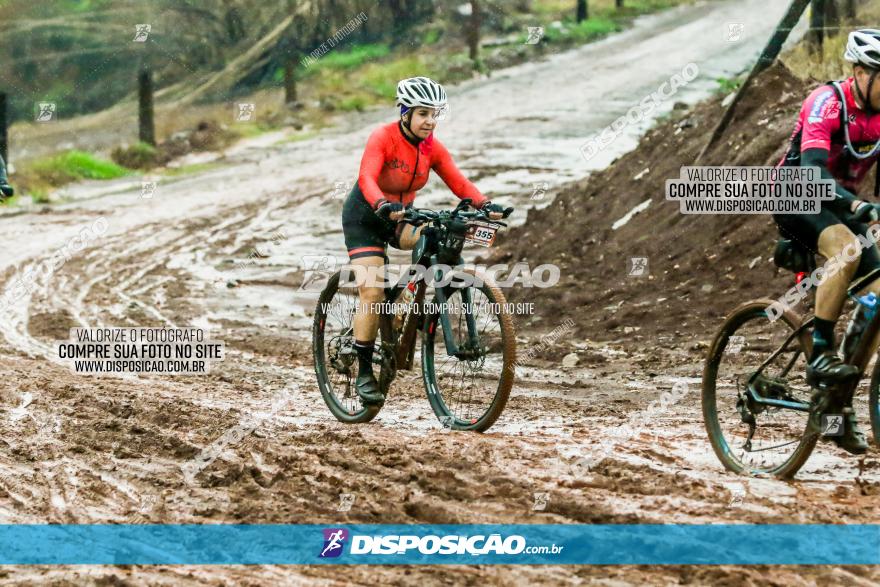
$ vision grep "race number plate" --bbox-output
[465,220,501,247]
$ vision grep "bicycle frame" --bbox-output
[747,270,880,413]
[746,319,813,413]
[387,251,483,369]
[427,253,481,357]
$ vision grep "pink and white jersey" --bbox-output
[781,78,880,192]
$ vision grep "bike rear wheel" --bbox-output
[421,271,516,432]
[702,299,818,478]
[313,270,381,423]
[866,356,880,446]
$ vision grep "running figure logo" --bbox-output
[628,257,648,277]
[319,528,349,558]
[821,414,844,436]
[300,255,338,291]
[35,102,56,123]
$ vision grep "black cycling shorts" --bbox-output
[342,183,408,260]
[773,209,880,280]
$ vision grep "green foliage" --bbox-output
[339,95,369,112]
[313,44,390,71]
[163,162,222,177]
[716,76,742,94]
[359,56,437,98]
[423,28,441,45]
[31,150,130,185]
[110,142,159,170]
[543,17,621,43]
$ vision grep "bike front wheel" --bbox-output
[702,299,818,478]
[421,271,516,432]
[313,270,381,423]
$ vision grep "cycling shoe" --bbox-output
[356,372,384,406]
[805,352,859,387]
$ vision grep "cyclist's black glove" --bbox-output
[376,201,404,222]
[852,201,880,223]
[482,201,504,214]
[0,183,13,199]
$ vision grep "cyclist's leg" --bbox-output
[350,254,386,343]
[775,210,860,380]
[814,224,861,330]
[393,222,425,250]
[845,220,880,353]
[342,184,393,402]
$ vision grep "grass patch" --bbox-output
[359,55,438,98]
[543,17,621,43]
[278,130,319,145]
[11,150,130,202]
[233,122,274,138]
[315,44,390,71]
[162,162,223,177]
[339,95,369,112]
[423,28,442,45]
[111,141,159,170]
[716,76,742,94]
[31,150,129,183]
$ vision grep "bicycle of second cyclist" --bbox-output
[702,252,880,479]
[313,199,517,432]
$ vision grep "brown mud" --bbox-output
[0,3,877,584]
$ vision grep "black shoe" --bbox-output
[806,352,859,387]
[356,372,384,406]
[831,412,869,455]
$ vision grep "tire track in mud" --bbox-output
[0,193,325,528]
[0,1,877,581]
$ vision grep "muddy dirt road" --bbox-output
[0,1,877,584]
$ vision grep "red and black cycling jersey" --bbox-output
[357,121,487,210]
[780,77,880,201]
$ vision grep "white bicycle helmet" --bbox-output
[844,29,880,69]
[396,77,448,109]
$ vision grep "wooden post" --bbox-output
[577,0,588,22]
[138,69,156,146]
[808,0,825,52]
[696,0,811,163]
[284,55,298,105]
[468,0,482,66]
[0,93,7,165]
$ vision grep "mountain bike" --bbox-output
[702,240,880,478]
[312,199,517,432]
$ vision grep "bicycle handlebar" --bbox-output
[401,199,513,225]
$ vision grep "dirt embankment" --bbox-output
[490,62,864,350]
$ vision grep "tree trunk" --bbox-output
[138,68,156,147]
[224,5,246,43]
[284,55,297,105]
[824,0,839,29]
[0,93,7,165]
[577,0,588,22]
[468,0,481,65]
[616,0,624,8]
[808,0,825,52]
[844,0,856,18]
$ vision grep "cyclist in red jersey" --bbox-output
[774,29,880,453]
[342,77,510,404]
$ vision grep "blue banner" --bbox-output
[0,524,876,565]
